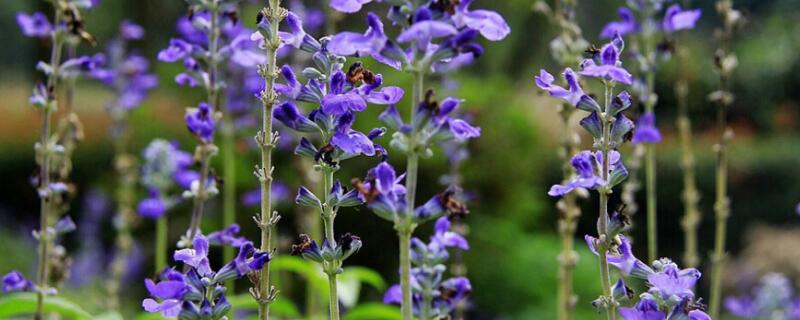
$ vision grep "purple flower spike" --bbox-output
[549,151,604,197]
[158,39,193,63]
[663,5,702,33]
[17,12,52,37]
[600,7,638,39]
[632,112,662,144]
[2,271,34,293]
[185,102,216,143]
[432,217,469,250]
[452,0,511,41]
[580,36,633,85]
[535,68,585,107]
[330,0,374,13]
[328,13,387,57]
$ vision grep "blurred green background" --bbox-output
[1,0,799,319]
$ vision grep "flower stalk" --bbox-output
[221,114,237,272]
[34,7,66,319]
[254,2,286,319]
[597,81,617,320]
[708,1,740,317]
[186,0,222,242]
[674,3,702,267]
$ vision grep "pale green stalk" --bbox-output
[156,216,168,273]
[256,2,286,319]
[597,82,617,320]
[34,7,66,320]
[221,114,237,288]
[708,1,738,316]
[641,7,659,263]
[321,167,341,320]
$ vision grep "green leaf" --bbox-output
[93,311,124,320]
[341,267,386,291]
[338,267,387,307]
[343,303,401,320]
[0,293,93,319]
[270,256,329,300]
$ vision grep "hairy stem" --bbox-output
[597,82,616,320]
[322,167,340,320]
[35,8,65,320]
[257,2,284,319]
[398,227,414,320]
[643,71,658,263]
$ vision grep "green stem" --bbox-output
[156,216,168,273]
[398,228,414,320]
[709,93,730,319]
[597,82,616,320]
[645,144,657,263]
[675,42,701,268]
[321,167,340,320]
[35,8,65,320]
[257,2,284,319]
[222,114,237,289]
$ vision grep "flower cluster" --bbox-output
[354,161,467,225]
[383,217,471,318]
[585,235,711,319]
[91,20,158,126]
[601,1,702,145]
[326,0,510,72]
[725,273,800,319]
[138,140,196,219]
[142,233,268,318]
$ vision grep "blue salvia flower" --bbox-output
[327,1,509,72]
[549,150,629,197]
[143,233,269,318]
[382,217,471,318]
[138,139,195,219]
[631,112,662,144]
[2,271,35,293]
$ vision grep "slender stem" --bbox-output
[709,87,730,318]
[644,68,658,264]
[257,2,284,319]
[709,1,736,315]
[221,114,237,287]
[675,42,701,268]
[597,82,616,320]
[327,272,340,320]
[187,0,221,242]
[35,8,65,320]
[398,69,424,320]
[321,167,340,320]
[398,228,414,320]
[156,216,168,273]
[108,127,137,310]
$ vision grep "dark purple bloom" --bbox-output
[619,297,665,320]
[398,16,458,51]
[328,13,388,57]
[138,190,167,219]
[215,242,270,282]
[16,12,52,37]
[174,234,212,276]
[158,39,194,62]
[688,310,711,320]
[207,224,251,248]
[585,235,654,278]
[383,284,402,304]
[632,112,662,144]
[53,215,77,234]
[185,102,216,143]
[330,0,373,13]
[535,68,585,107]
[600,7,638,39]
[2,271,34,293]
[142,268,189,317]
[662,5,702,33]
[451,0,511,41]
[647,263,701,300]
[549,150,627,197]
[439,277,472,308]
[322,72,367,115]
[273,101,319,132]
[331,112,376,156]
[580,35,633,85]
